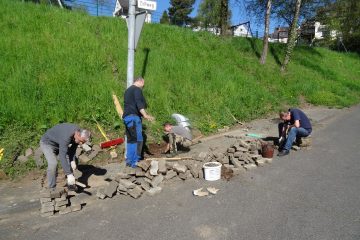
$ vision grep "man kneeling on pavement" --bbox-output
[40,123,90,191]
[163,122,192,158]
[278,108,312,157]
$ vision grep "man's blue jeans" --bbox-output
[123,115,143,168]
[284,127,310,151]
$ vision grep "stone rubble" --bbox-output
[39,188,85,217]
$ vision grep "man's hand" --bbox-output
[71,161,77,171]
[145,114,155,122]
[67,174,75,185]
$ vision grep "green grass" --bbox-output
[1,0,360,176]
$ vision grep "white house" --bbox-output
[230,22,252,38]
[269,27,290,43]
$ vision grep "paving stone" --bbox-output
[118,179,136,189]
[140,181,151,191]
[151,175,164,187]
[256,158,266,167]
[118,183,127,192]
[79,154,91,164]
[92,144,103,153]
[96,188,106,199]
[75,147,83,158]
[150,160,159,176]
[243,163,257,170]
[187,164,199,178]
[71,205,82,212]
[39,189,51,198]
[55,199,68,207]
[178,172,186,180]
[124,167,136,175]
[227,148,235,153]
[165,170,177,180]
[25,148,33,157]
[17,155,28,163]
[185,170,193,180]
[137,161,151,171]
[234,152,245,158]
[104,181,118,197]
[146,187,162,196]
[87,151,98,160]
[41,205,54,213]
[135,167,146,177]
[144,177,153,184]
[59,207,72,215]
[173,163,187,173]
[55,205,67,211]
[145,171,154,180]
[158,160,167,174]
[230,156,243,168]
[134,177,146,185]
[34,147,44,167]
[249,144,258,152]
[50,189,64,199]
[115,172,131,181]
[238,139,250,149]
[265,158,273,164]
[129,176,137,183]
[73,169,83,179]
[198,152,208,160]
[299,137,312,147]
[81,143,92,152]
[41,201,55,208]
[165,162,175,170]
[128,186,143,199]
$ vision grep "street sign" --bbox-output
[137,0,157,11]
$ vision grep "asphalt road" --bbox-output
[1,105,360,240]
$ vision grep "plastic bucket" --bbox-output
[203,162,222,181]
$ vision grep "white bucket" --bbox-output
[203,162,222,181]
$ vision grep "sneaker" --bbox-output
[277,149,290,157]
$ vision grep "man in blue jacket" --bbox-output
[123,77,154,167]
[278,108,312,157]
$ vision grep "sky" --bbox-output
[64,0,284,38]
[151,0,283,37]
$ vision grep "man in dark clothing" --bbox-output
[123,77,154,168]
[278,108,312,157]
[40,123,90,190]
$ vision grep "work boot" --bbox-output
[277,149,290,157]
[166,152,177,158]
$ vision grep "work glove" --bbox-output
[70,161,77,171]
[67,174,76,186]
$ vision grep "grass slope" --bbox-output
[1,0,359,175]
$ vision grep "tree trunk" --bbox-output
[281,0,301,72]
[219,0,229,35]
[260,0,272,65]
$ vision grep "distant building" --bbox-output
[192,26,221,35]
[269,27,290,43]
[300,21,337,45]
[230,22,252,38]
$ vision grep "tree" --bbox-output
[260,0,272,64]
[317,0,360,53]
[281,0,302,71]
[168,0,195,26]
[197,0,231,35]
[160,10,170,24]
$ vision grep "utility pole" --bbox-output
[127,0,136,88]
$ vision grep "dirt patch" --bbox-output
[144,142,167,158]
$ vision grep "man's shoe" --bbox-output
[277,149,290,157]
[166,152,177,158]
